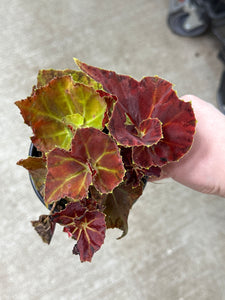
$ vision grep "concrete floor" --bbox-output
[1,0,225,299]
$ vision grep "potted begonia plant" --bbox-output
[15,59,196,262]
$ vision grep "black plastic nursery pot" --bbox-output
[28,143,45,205]
[28,143,69,211]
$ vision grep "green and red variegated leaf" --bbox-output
[45,148,92,205]
[17,156,47,195]
[71,127,125,194]
[75,59,196,166]
[45,128,125,204]
[15,76,106,152]
[101,181,144,238]
[37,69,102,90]
[51,202,106,262]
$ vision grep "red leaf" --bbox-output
[75,59,196,167]
[51,202,106,262]
[97,90,117,127]
[45,128,125,204]
[120,147,161,186]
[71,127,125,194]
[109,103,163,146]
[132,100,196,167]
[74,59,160,123]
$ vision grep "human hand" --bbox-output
[162,95,225,198]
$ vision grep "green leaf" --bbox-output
[63,113,84,128]
[15,76,107,152]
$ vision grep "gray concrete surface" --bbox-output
[1,0,225,299]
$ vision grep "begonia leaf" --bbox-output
[45,128,125,204]
[51,202,106,262]
[80,197,100,212]
[31,215,56,244]
[120,147,161,186]
[101,182,144,238]
[45,147,92,205]
[37,69,102,90]
[109,103,163,146]
[15,76,106,152]
[132,99,196,167]
[97,90,117,127]
[71,127,125,194]
[74,59,196,166]
[63,113,84,128]
[17,156,47,195]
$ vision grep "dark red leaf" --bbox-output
[80,197,100,212]
[100,182,144,238]
[75,59,196,167]
[109,103,163,146]
[120,147,161,186]
[51,202,106,262]
[74,59,161,123]
[132,100,196,167]
[97,90,117,127]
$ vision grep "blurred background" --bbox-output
[1,0,225,299]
